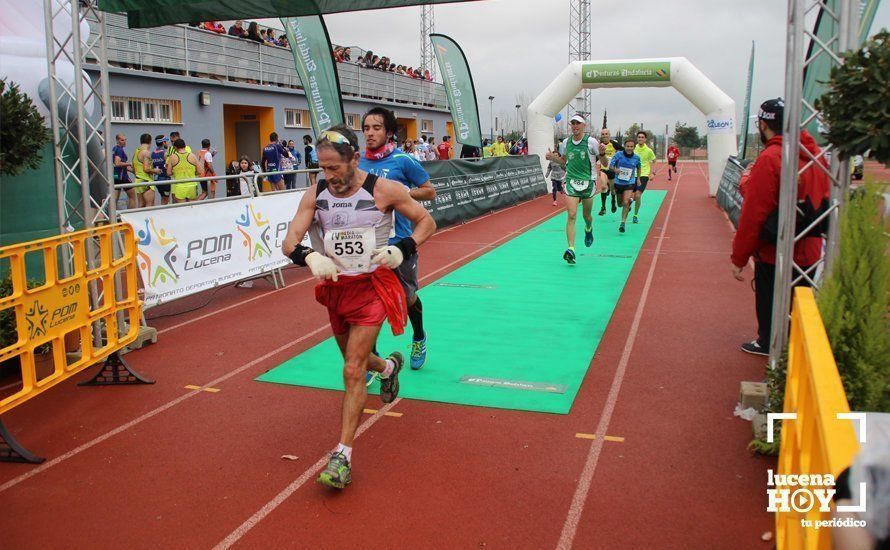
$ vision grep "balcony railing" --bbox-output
[87,12,448,110]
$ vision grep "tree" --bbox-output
[817,185,890,411]
[622,124,652,144]
[816,30,890,165]
[0,79,51,177]
[673,122,702,149]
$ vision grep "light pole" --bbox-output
[515,104,522,136]
[488,95,495,141]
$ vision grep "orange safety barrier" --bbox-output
[0,223,150,463]
[775,288,860,549]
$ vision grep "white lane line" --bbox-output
[0,204,561,494]
[213,400,400,550]
[555,172,684,549]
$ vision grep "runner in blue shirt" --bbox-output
[262,132,289,191]
[608,138,642,234]
[359,107,436,372]
[112,133,136,209]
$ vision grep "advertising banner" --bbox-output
[581,62,670,84]
[430,33,483,147]
[120,193,307,307]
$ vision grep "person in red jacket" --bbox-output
[731,98,830,356]
[667,143,680,180]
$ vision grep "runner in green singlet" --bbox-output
[545,114,605,264]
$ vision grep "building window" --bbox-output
[285,108,311,128]
[346,113,361,130]
[421,119,434,133]
[111,96,180,124]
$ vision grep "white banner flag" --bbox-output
[120,192,307,308]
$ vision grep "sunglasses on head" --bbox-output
[319,130,357,150]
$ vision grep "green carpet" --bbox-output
[257,191,665,414]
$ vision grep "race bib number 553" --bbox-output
[324,227,376,273]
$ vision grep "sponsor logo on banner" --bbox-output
[707,117,735,134]
[134,218,180,287]
[234,203,273,261]
[582,62,671,84]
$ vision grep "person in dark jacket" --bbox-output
[731,98,830,356]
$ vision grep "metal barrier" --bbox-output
[0,223,151,463]
[86,12,449,110]
[775,287,859,548]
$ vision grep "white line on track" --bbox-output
[555,171,684,549]
[0,200,560,496]
[213,205,564,548]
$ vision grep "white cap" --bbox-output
[569,114,586,124]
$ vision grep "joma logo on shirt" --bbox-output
[332,202,351,208]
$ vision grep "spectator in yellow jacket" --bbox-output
[491,135,509,157]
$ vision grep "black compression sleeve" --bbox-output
[288,244,314,266]
[394,237,417,258]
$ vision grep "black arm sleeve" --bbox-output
[288,244,315,266]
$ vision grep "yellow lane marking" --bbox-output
[185,385,221,393]
[575,433,625,443]
[363,408,403,418]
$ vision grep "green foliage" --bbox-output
[621,123,653,145]
[748,439,780,456]
[817,185,890,411]
[748,350,789,456]
[672,122,702,149]
[816,30,890,166]
[0,79,51,177]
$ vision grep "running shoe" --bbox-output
[317,451,352,489]
[632,216,639,224]
[740,340,769,356]
[619,222,625,233]
[379,352,403,403]
[410,336,427,370]
[365,370,378,386]
[563,248,576,264]
[598,207,606,216]
[553,200,558,206]
[584,227,594,247]
[611,201,617,213]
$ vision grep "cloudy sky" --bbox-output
[271,0,890,138]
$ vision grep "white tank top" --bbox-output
[312,174,392,276]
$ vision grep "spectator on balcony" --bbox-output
[369,55,380,68]
[247,22,263,43]
[333,47,345,63]
[343,48,352,61]
[277,35,289,49]
[264,30,278,45]
[359,51,373,67]
[388,63,397,72]
[413,68,423,79]
[228,20,247,38]
[423,69,432,82]
[202,21,226,34]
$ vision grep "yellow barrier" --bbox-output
[776,287,860,549]
[0,224,143,435]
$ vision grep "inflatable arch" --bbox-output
[528,58,736,195]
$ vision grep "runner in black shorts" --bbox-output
[597,128,621,215]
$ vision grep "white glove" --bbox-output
[371,245,404,269]
[304,252,339,281]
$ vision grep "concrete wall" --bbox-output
[99,68,455,169]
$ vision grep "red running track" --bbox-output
[0,162,775,548]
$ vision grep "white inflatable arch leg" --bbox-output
[528,58,736,196]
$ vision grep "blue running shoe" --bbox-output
[619,222,626,233]
[632,215,639,224]
[365,370,378,386]
[410,336,427,370]
[563,248,576,264]
[584,227,594,247]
